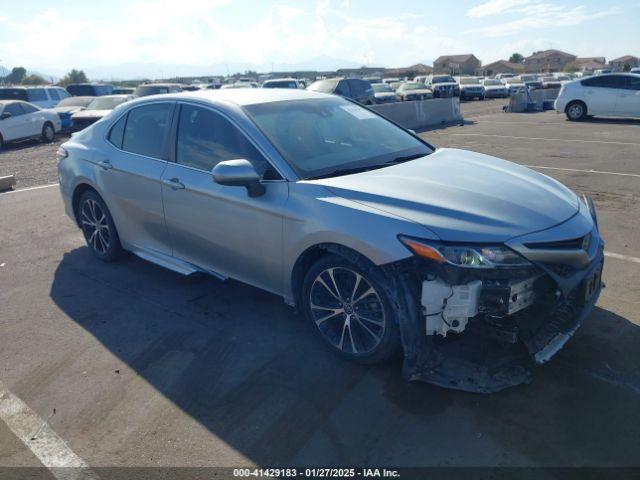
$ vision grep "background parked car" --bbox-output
[70,94,133,131]
[555,73,640,121]
[51,96,95,130]
[66,83,114,97]
[481,78,508,98]
[425,75,460,98]
[134,83,183,97]
[307,78,376,105]
[262,78,301,89]
[541,76,562,89]
[371,83,397,103]
[112,87,135,94]
[395,82,433,101]
[0,86,70,108]
[518,74,542,90]
[630,67,640,74]
[0,100,61,149]
[503,77,526,95]
[495,73,514,80]
[458,77,485,100]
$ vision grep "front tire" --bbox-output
[41,122,55,143]
[301,254,400,364]
[79,190,122,261]
[566,101,587,121]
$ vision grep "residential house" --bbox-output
[433,54,481,75]
[524,49,577,73]
[481,60,525,76]
[576,57,606,72]
[384,63,432,79]
[609,55,640,71]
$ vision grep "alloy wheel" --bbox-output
[81,199,111,255]
[309,267,386,355]
[568,104,583,120]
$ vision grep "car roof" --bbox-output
[128,88,333,107]
[264,78,298,82]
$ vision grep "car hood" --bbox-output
[375,92,396,98]
[311,148,580,242]
[460,84,483,89]
[401,89,432,95]
[53,106,85,114]
[485,85,506,89]
[72,110,111,119]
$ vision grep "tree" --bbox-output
[5,67,27,84]
[22,74,48,85]
[564,61,581,73]
[59,69,89,86]
[509,53,524,64]
[623,64,631,72]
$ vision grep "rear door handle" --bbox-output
[98,160,113,170]
[162,178,185,190]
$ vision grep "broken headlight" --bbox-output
[399,236,532,269]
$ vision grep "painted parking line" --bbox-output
[525,165,640,178]
[0,183,59,195]
[441,133,640,147]
[0,381,98,480]
[604,251,640,265]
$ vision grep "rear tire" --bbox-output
[41,122,55,143]
[0,133,4,150]
[565,101,587,121]
[301,254,400,364]
[78,190,122,262]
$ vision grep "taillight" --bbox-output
[56,146,68,162]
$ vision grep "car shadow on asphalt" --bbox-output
[49,247,640,466]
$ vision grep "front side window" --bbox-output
[244,97,432,179]
[176,104,275,178]
[21,103,38,114]
[3,103,25,117]
[623,76,640,90]
[122,103,172,159]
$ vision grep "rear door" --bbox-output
[616,75,640,117]
[161,102,287,291]
[19,102,46,136]
[97,102,175,255]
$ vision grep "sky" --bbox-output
[0,0,638,79]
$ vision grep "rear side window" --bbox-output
[47,88,60,100]
[27,89,48,101]
[176,104,276,178]
[108,114,127,149]
[122,103,172,159]
[0,89,28,101]
[623,76,640,91]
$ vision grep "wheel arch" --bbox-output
[565,99,588,115]
[290,243,377,308]
[71,182,100,227]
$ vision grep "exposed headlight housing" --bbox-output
[399,236,532,269]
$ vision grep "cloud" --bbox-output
[466,0,531,18]
[465,1,619,37]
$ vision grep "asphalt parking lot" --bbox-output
[1,99,639,476]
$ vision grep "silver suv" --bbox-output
[58,89,603,392]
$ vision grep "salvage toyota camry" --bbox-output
[57,89,604,392]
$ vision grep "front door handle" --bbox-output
[162,178,185,190]
[98,160,113,170]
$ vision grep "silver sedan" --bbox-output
[57,89,604,392]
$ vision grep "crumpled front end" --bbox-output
[385,198,604,393]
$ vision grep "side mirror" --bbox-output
[212,159,265,197]
[0,112,11,120]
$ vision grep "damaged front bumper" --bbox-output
[388,208,604,393]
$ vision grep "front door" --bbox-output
[0,103,29,140]
[161,103,287,293]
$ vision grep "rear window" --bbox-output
[264,80,298,89]
[308,80,339,93]
[0,88,28,101]
[122,103,172,159]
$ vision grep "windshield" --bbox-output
[401,83,425,91]
[460,78,480,85]
[57,96,94,107]
[506,78,522,84]
[264,80,298,89]
[372,83,392,93]
[244,97,432,179]
[483,79,501,86]
[87,96,128,110]
[431,76,454,83]
[520,75,538,82]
